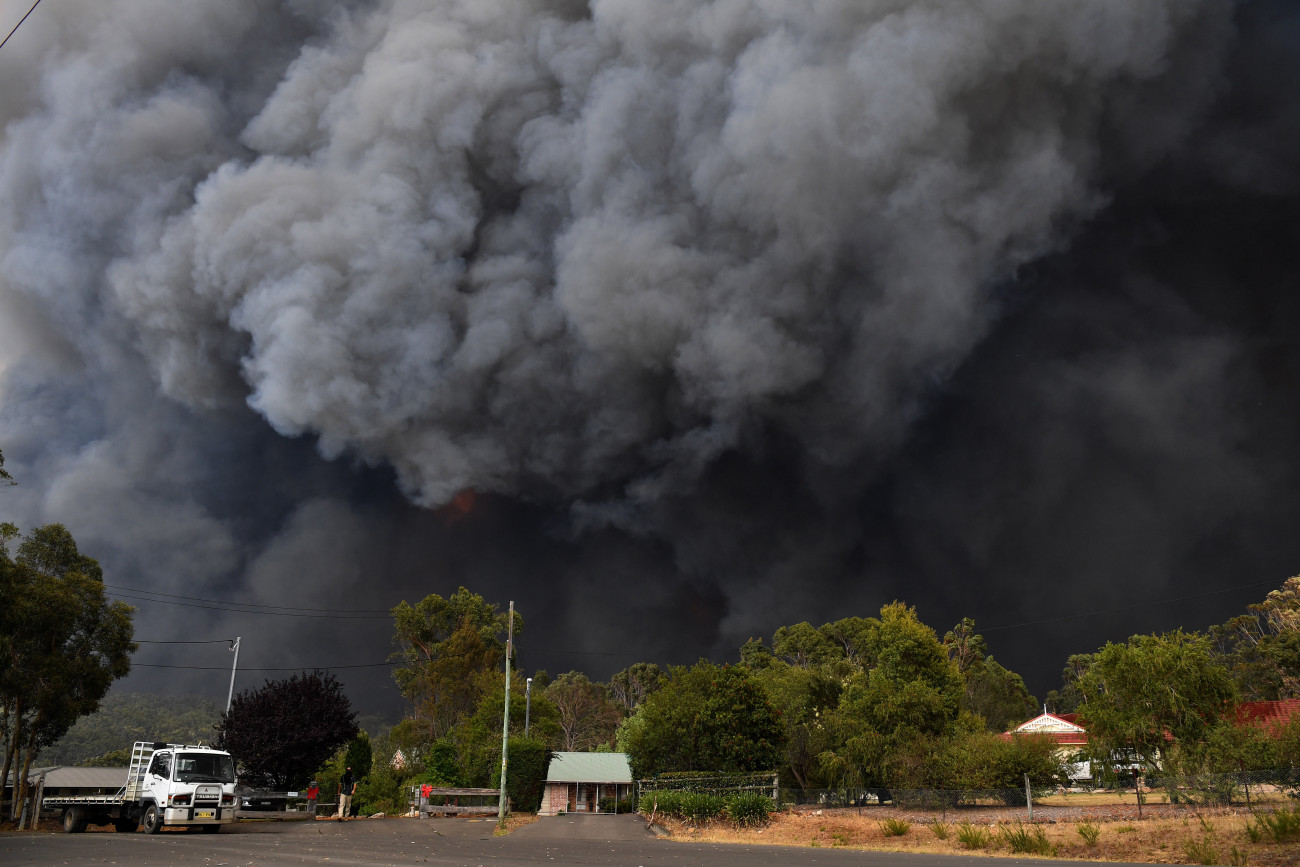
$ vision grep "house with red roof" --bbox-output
[1003,699,1300,783]
[1000,710,1092,781]
[1234,699,1300,734]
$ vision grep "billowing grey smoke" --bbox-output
[2,0,1296,706]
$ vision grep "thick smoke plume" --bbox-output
[2,0,1297,708]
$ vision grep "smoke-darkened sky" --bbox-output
[2,0,1297,716]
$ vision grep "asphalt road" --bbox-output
[1,814,1148,866]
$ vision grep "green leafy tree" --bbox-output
[216,670,358,789]
[618,661,784,778]
[842,603,962,738]
[1043,653,1092,715]
[943,619,1036,731]
[962,658,1037,733]
[752,660,842,789]
[1075,630,1236,770]
[390,588,518,744]
[545,671,622,750]
[344,731,373,779]
[607,663,662,714]
[772,622,838,668]
[447,669,559,783]
[812,603,962,788]
[887,727,1064,794]
[0,524,135,819]
[944,618,989,677]
[817,617,878,667]
[0,448,15,486]
[1211,576,1300,700]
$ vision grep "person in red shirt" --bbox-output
[306,782,320,817]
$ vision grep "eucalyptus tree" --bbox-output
[0,524,135,818]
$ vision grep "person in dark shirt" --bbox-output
[337,767,356,821]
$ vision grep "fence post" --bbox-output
[772,773,779,809]
[1024,774,1033,822]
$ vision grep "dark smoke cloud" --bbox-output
[1,0,1297,710]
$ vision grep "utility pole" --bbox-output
[525,677,533,737]
[497,602,514,827]
[226,637,241,713]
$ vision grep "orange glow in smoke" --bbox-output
[440,488,477,522]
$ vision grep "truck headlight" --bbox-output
[171,793,191,806]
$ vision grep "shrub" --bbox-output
[1076,821,1100,847]
[679,792,726,824]
[956,822,991,849]
[639,791,725,823]
[723,792,772,826]
[1228,844,1249,866]
[503,737,550,813]
[880,818,910,837]
[999,822,1054,856]
[640,791,681,816]
[1183,835,1219,866]
[1253,804,1300,843]
[927,821,949,840]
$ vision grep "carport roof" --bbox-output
[545,752,632,784]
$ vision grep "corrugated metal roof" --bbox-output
[545,752,632,784]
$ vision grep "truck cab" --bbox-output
[139,744,238,833]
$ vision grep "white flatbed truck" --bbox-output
[43,741,238,834]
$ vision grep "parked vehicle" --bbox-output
[43,741,237,834]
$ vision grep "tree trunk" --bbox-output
[1,698,20,820]
[15,711,41,824]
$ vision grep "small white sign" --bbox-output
[288,792,299,797]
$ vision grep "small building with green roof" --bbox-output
[538,752,633,815]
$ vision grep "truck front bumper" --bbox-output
[165,806,234,824]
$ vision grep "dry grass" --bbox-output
[492,812,540,835]
[659,805,1300,865]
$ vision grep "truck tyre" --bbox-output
[142,804,163,834]
[201,824,221,833]
[62,807,88,833]
[113,817,140,833]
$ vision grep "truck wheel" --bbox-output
[62,807,88,833]
[113,817,140,833]
[142,804,163,835]
[201,824,221,833]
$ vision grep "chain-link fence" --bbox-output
[779,786,1054,810]
[638,768,1300,814]
[1144,768,1300,807]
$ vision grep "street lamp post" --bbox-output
[226,637,241,713]
[497,602,514,827]
[525,678,532,737]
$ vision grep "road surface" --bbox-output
[1,813,1149,866]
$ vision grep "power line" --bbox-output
[0,0,41,53]
[134,662,397,672]
[105,583,393,614]
[981,579,1277,633]
[107,589,392,620]
[135,639,233,645]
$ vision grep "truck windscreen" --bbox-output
[175,753,236,784]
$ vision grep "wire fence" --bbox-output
[637,768,1300,813]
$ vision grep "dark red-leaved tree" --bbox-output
[216,670,357,789]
